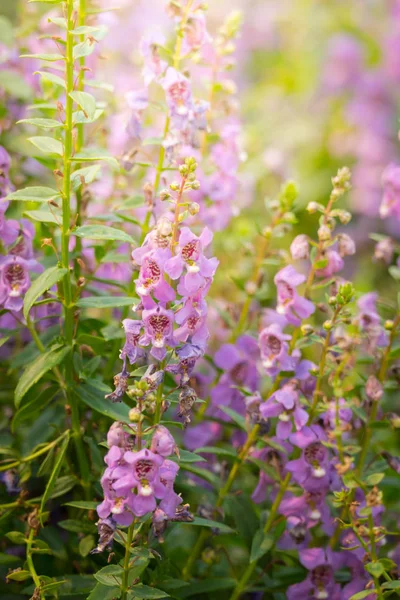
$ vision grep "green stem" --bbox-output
[121,522,135,600]
[0,431,69,472]
[74,0,86,281]
[229,473,291,600]
[26,528,44,600]
[63,0,90,495]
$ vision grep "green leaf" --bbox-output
[0,69,32,100]
[72,148,119,168]
[12,385,58,432]
[389,345,400,360]
[39,431,70,522]
[0,553,21,565]
[59,519,96,534]
[73,379,131,422]
[6,570,31,581]
[196,446,238,458]
[0,16,14,47]
[389,266,400,281]
[250,530,274,562]
[87,584,120,600]
[74,225,134,244]
[382,581,400,590]
[23,266,67,319]
[76,296,135,309]
[128,584,169,598]
[6,531,26,544]
[23,209,59,224]
[64,500,98,510]
[179,463,220,487]
[70,91,96,119]
[34,70,66,88]
[175,449,206,463]
[5,185,61,203]
[21,53,65,62]
[188,517,235,535]
[14,345,70,407]
[71,25,101,35]
[94,565,124,586]
[28,136,63,156]
[219,406,247,430]
[349,591,378,600]
[73,108,104,124]
[17,117,64,129]
[73,40,96,60]
[365,562,385,578]
[366,473,385,486]
[71,165,101,189]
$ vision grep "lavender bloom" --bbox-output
[380,163,400,219]
[0,201,19,246]
[286,426,337,492]
[150,425,177,457]
[260,382,308,439]
[287,548,344,600]
[279,489,334,536]
[140,30,167,85]
[251,441,290,503]
[274,265,315,325]
[121,319,143,365]
[356,292,387,348]
[0,255,41,312]
[174,281,210,350]
[258,323,292,375]
[161,67,193,127]
[165,227,218,294]
[166,342,203,385]
[134,248,175,306]
[314,250,344,278]
[140,305,175,360]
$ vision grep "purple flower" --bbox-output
[0,255,41,312]
[287,547,344,600]
[121,319,143,365]
[380,163,400,220]
[161,67,193,127]
[260,382,308,439]
[140,30,167,85]
[274,265,315,325]
[258,323,292,375]
[286,426,336,492]
[315,250,344,278]
[251,441,290,503]
[356,292,387,348]
[150,425,176,457]
[166,342,203,385]
[0,201,19,246]
[165,227,218,294]
[322,398,352,432]
[279,489,334,536]
[134,248,175,306]
[140,305,175,360]
[174,284,210,349]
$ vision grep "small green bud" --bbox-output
[385,320,394,331]
[129,407,141,422]
[170,181,180,191]
[188,202,200,215]
[301,324,314,335]
[323,320,333,331]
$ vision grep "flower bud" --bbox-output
[307,201,319,214]
[129,407,141,422]
[384,320,394,331]
[290,234,309,260]
[318,225,331,242]
[190,179,200,190]
[323,320,333,331]
[170,181,180,191]
[160,189,171,201]
[338,233,356,257]
[301,324,314,335]
[188,202,200,215]
[366,375,383,402]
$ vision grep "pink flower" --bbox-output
[274,265,315,325]
[140,305,175,360]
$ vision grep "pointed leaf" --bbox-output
[5,186,61,203]
[28,136,63,156]
[73,380,131,422]
[76,296,135,309]
[21,53,65,62]
[250,530,274,563]
[15,345,70,407]
[23,209,59,224]
[128,585,169,598]
[69,91,96,119]
[18,117,64,129]
[74,225,134,244]
[73,40,95,60]
[35,70,66,88]
[23,266,67,319]
[39,431,70,522]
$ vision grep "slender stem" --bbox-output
[0,431,69,472]
[141,0,193,235]
[74,0,87,280]
[121,522,135,600]
[231,213,282,340]
[229,473,291,600]
[63,0,90,494]
[26,528,44,600]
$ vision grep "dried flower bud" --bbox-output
[143,182,153,206]
[178,386,198,427]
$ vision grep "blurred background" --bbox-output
[1,0,399,306]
